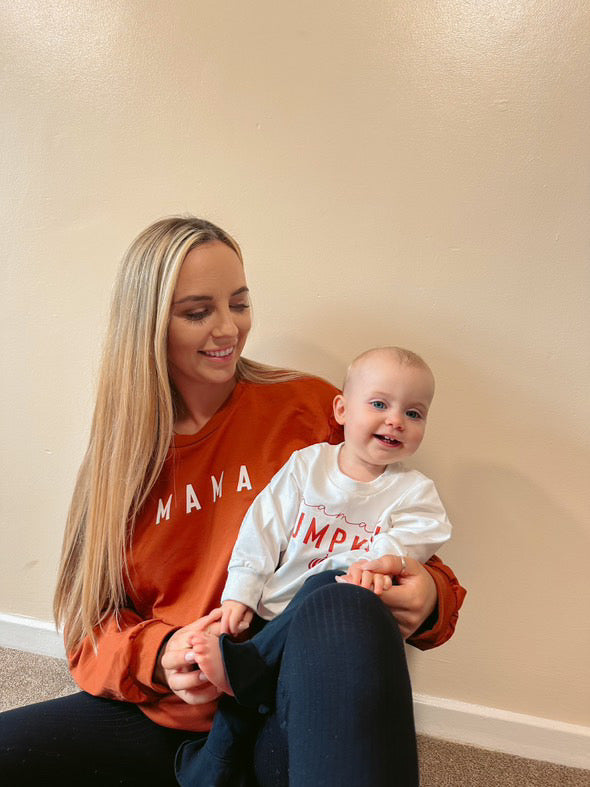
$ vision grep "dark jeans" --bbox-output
[0,576,418,786]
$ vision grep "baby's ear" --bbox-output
[333,394,346,425]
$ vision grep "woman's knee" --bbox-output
[288,580,405,664]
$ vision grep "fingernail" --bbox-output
[237,621,249,631]
[184,651,196,663]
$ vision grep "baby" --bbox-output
[177,346,452,786]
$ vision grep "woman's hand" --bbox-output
[338,555,437,639]
[154,622,223,705]
[374,555,438,639]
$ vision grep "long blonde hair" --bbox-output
[54,216,302,651]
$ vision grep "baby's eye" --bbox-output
[406,410,422,420]
[370,401,387,410]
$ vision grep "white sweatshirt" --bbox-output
[222,442,451,620]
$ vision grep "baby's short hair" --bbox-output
[342,346,433,392]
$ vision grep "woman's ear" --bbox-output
[333,394,346,425]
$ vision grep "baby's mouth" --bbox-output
[374,434,402,447]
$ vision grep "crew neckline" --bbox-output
[325,443,399,494]
[173,381,247,447]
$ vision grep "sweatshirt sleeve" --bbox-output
[222,452,303,611]
[370,476,452,563]
[68,607,178,703]
[406,554,467,651]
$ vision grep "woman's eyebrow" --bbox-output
[173,294,212,305]
[173,287,249,306]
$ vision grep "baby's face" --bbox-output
[334,355,434,481]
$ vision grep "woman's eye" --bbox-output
[406,410,422,420]
[370,401,387,410]
[231,302,250,312]
[185,310,210,322]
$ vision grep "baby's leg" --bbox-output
[222,570,344,708]
[176,695,259,787]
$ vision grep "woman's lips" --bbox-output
[199,346,235,359]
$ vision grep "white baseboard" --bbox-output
[1,614,588,771]
[0,612,66,659]
[413,693,589,771]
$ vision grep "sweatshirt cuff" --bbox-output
[406,564,447,651]
[129,620,179,695]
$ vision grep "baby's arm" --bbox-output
[222,451,304,611]
[372,475,452,563]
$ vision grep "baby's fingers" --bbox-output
[227,608,246,636]
[371,573,393,595]
[360,569,377,590]
[346,561,369,585]
[220,608,234,635]
[236,608,254,634]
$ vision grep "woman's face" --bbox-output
[167,241,251,392]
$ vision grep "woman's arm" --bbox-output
[67,606,180,703]
[69,606,224,706]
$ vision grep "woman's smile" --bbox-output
[199,346,237,360]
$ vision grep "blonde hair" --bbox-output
[342,346,433,392]
[54,216,302,651]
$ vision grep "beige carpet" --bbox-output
[1,646,588,786]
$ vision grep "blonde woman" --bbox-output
[0,217,466,786]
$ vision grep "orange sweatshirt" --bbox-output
[68,377,466,731]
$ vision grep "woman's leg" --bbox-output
[253,581,419,787]
[0,691,204,785]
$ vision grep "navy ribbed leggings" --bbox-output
[0,577,418,785]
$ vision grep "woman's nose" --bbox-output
[211,309,239,338]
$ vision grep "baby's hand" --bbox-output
[335,559,394,595]
[219,600,254,636]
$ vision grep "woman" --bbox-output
[0,217,465,785]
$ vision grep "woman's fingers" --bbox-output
[193,607,223,632]
[160,641,192,673]
[171,674,222,705]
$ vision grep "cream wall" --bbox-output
[1,1,588,727]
